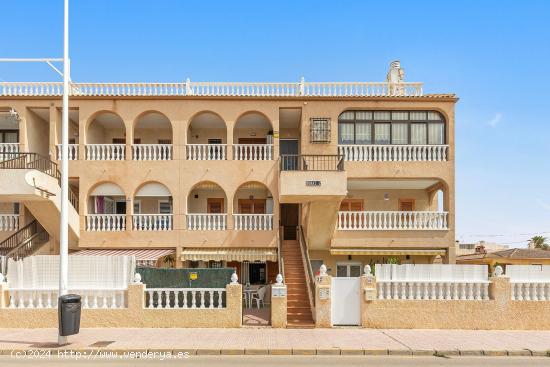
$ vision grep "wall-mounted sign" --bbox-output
[306,180,321,187]
[319,287,330,300]
[189,272,198,281]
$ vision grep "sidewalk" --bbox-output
[0,328,549,356]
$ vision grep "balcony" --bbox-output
[0,214,19,231]
[0,143,19,156]
[233,144,273,160]
[338,144,449,162]
[132,214,173,231]
[133,111,173,161]
[279,155,347,203]
[233,214,273,230]
[337,211,448,231]
[132,144,172,161]
[187,214,227,230]
[186,144,227,160]
[85,144,125,160]
[85,214,126,231]
[55,144,79,160]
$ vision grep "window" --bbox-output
[0,130,18,143]
[210,261,223,268]
[133,200,141,214]
[399,199,415,211]
[338,110,446,145]
[159,200,172,214]
[340,199,364,211]
[158,139,172,144]
[310,118,331,143]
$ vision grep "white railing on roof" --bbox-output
[0,214,19,231]
[132,144,172,160]
[56,144,79,160]
[507,265,550,301]
[85,214,126,231]
[234,214,273,230]
[8,288,126,309]
[146,288,226,309]
[186,144,226,160]
[233,144,273,160]
[338,211,448,230]
[0,80,424,97]
[85,144,125,160]
[186,214,226,230]
[338,145,449,162]
[132,214,173,231]
[375,264,489,300]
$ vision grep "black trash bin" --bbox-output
[58,294,81,336]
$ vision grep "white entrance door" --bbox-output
[331,277,361,326]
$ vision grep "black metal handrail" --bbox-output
[0,220,39,256]
[280,154,344,171]
[297,225,316,313]
[6,227,49,261]
[0,152,79,210]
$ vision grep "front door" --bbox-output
[280,204,299,240]
[207,198,224,213]
[280,139,299,170]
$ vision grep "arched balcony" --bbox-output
[186,112,227,160]
[233,182,274,230]
[132,182,173,230]
[337,179,449,231]
[233,112,273,160]
[86,112,126,160]
[86,182,127,231]
[187,181,227,230]
[132,112,173,160]
[0,107,20,160]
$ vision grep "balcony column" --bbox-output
[125,119,133,161]
[273,119,280,159]
[226,120,234,160]
[226,195,234,230]
[49,105,58,160]
[79,112,86,160]
[126,196,133,231]
[179,118,187,161]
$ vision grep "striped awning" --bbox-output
[71,248,175,262]
[330,248,447,256]
[181,248,277,262]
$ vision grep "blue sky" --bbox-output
[1,0,549,246]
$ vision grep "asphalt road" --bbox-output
[1,355,550,367]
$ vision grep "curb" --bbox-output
[0,348,548,357]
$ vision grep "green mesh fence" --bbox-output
[136,267,234,289]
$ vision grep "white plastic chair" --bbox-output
[251,286,267,309]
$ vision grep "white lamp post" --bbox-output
[0,0,71,346]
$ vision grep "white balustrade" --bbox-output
[186,144,226,160]
[85,214,126,231]
[511,282,550,301]
[1,81,424,97]
[233,144,273,160]
[233,214,273,230]
[132,144,172,160]
[8,288,126,309]
[186,214,227,230]
[0,143,19,159]
[338,211,448,230]
[85,144,126,160]
[338,145,449,162]
[376,281,489,300]
[0,214,19,231]
[55,144,79,160]
[145,288,226,309]
[132,214,173,231]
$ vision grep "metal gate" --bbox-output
[331,277,361,326]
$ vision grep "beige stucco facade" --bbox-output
[1,90,457,273]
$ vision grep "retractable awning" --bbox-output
[181,248,277,262]
[330,248,447,256]
[71,248,175,266]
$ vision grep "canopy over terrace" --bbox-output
[180,248,277,262]
[71,248,174,267]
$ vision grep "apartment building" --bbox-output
[0,62,456,324]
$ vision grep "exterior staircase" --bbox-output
[0,220,49,273]
[281,236,315,328]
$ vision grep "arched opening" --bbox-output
[133,182,173,230]
[0,108,20,159]
[86,182,126,231]
[187,112,227,160]
[233,182,274,231]
[86,112,126,160]
[233,112,273,160]
[133,112,173,160]
[187,181,227,230]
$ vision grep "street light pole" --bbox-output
[58,0,70,345]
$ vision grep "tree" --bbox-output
[529,236,549,250]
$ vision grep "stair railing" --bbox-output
[297,225,316,318]
[0,220,39,256]
[0,152,79,211]
[0,220,49,273]
[278,226,285,282]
